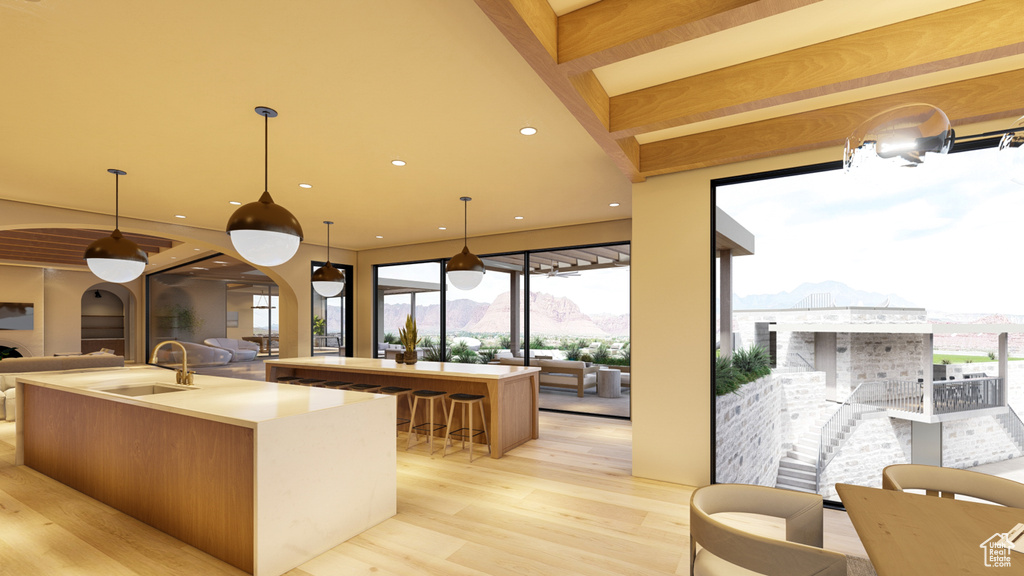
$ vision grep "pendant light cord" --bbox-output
[114,172,120,230]
[463,199,468,247]
[264,112,269,193]
[326,222,331,263]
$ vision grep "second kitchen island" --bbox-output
[265,357,540,458]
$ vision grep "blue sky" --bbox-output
[716,145,1024,315]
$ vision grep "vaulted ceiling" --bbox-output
[477,0,1024,181]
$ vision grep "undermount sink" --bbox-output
[94,383,197,397]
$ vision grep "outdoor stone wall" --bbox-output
[776,371,829,451]
[819,416,912,500]
[849,333,926,387]
[716,375,782,487]
[943,415,1022,469]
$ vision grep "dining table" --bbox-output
[836,482,1024,575]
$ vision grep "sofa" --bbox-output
[203,338,260,362]
[153,341,232,367]
[537,359,599,397]
[0,353,125,421]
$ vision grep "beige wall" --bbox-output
[353,220,631,358]
[42,269,143,360]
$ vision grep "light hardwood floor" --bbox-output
[0,413,866,575]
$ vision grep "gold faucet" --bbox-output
[150,340,195,385]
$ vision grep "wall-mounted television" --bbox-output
[0,303,34,330]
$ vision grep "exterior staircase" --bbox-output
[776,403,873,493]
[996,405,1024,455]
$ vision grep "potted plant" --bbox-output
[398,314,420,365]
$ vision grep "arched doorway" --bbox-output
[81,288,126,358]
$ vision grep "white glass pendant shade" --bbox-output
[313,280,345,297]
[86,256,146,283]
[999,115,1024,186]
[228,229,301,267]
[447,269,484,291]
[844,104,953,173]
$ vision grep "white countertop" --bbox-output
[265,356,540,380]
[16,366,384,428]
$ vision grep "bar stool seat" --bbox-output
[322,381,351,389]
[298,378,326,386]
[443,393,490,461]
[378,386,414,433]
[276,376,301,383]
[346,383,382,392]
[407,390,449,454]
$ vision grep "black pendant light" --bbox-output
[445,196,485,290]
[226,106,304,266]
[84,169,148,283]
[312,220,345,297]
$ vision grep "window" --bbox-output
[713,143,1024,501]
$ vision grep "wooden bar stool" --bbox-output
[378,386,414,435]
[443,393,490,462]
[345,383,382,393]
[407,390,449,454]
[322,381,352,389]
[298,378,326,387]
[275,376,301,384]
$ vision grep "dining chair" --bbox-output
[690,484,848,576]
[881,464,1024,507]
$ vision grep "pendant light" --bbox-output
[312,220,345,297]
[226,106,304,266]
[445,196,485,290]
[844,104,954,173]
[84,169,148,283]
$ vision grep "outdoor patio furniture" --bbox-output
[537,359,598,397]
[597,368,621,398]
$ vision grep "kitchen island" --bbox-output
[265,357,541,458]
[14,366,395,576]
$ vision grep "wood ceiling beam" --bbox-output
[475,0,644,182]
[638,68,1024,177]
[557,0,821,74]
[610,0,1024,138]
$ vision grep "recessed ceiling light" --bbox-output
[229,201,242,205]
[170,256,177,260]
[192,267,208,270]
[609,203,620,207]
[299,183,312,189]
[392,159,406,167]
[514,216,524,220]
[174,214,186,219]
[213,261,228,264]
[520,127,537,136]
[375,235,384,239]
[194,248,201,251]
[438,226,447,231]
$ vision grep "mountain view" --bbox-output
[734,280,918,310]
[382,291,629,337]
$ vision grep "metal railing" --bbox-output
[858,379,922,413]
[997,405,1024,454]
[816,382,883,489]
[933,377,1003,414]
[791,293,836,309]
